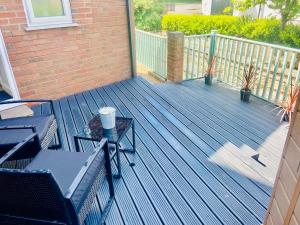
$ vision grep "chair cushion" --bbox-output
[25,150,92,195]
[0,115,55,158]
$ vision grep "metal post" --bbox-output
[114,143,122,179]
[208,30,218,65]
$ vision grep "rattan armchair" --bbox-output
[0,131,115,225]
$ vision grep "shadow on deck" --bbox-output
[34,77,288,225]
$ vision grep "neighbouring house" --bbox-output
[165,3,202,15]
[0,0,135,111]
[202,0,231,15]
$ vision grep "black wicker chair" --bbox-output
[0,99,62,162]
[0,130,115,225]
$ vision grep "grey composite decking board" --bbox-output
[175,79,283,134]
[103,84,248,225]
[56,98,129,225]
[93,87,206,225]
[59,95,148,225]
[155,81,285,158]
[74,91,169,225]
[101,84,243,225]
[151,82,282,174]
[37,97,139,225]
[135,78,280,171]
[183,81,287,145]
[91,88,225,225]
[29,78,287,225]
[115,80,267,222]
[76,89,186,225]
[134,78,276,190]
[153,84,285,172]
[109,83,263,224]
[188,79,282,117]
[158,81,285,152]
[181,80,286,138]
[127,79,274,196]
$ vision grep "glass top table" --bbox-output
[74,115,136,178]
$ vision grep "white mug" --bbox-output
[99,107,116,129]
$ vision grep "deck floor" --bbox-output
[34,77,287,225]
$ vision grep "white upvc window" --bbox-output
[23,0,76,30]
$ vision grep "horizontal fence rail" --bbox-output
[184,33,300,104]
[136,29,167,80]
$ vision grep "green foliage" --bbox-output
[223,6,233,15]
[162,15,241,35]
[134,0,164,32]
[162,14,300,48]
[268,0,300,29]
[279,25,300,48]
[231,0,266,12]
[239,19,281,43]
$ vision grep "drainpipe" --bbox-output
[126,0,137,77]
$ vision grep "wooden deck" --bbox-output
[34,77,288,225]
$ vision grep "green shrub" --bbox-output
[239,19,281,43]
[134,0,164,32]
[279,25,300,48]
[162,15,240,35]
[161,14,300,49]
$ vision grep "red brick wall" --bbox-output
[0,0,132,99]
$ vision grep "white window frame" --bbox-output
[23,0,74,29]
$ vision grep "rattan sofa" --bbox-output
[0,99,62,162]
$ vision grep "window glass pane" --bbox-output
[31,0,64,17]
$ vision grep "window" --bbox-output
[23,0,75,29]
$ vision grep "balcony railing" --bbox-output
[184,33,300,103]
[136,29,167,80]
[136,29,300,104]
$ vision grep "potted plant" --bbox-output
[240,64,256,102]
[205,57,217,86]
[278,82,299,123]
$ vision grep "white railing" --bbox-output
[184,33,300,103]
[136,30,167,79]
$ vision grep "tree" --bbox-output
[231,0,266,18]
[268,0,300,29]
[134,0,164,32]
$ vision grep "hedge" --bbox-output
[161,14,300,49]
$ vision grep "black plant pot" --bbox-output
[205,76,213,85]
[240,89,251,102]
[282,112,289,122]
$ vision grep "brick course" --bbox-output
[167,32,184,83]
[0,0,132,99]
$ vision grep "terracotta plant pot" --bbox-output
[205,76,213,85]
[240,89,251,102]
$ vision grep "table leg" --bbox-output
[74,137,80,152]
[130,121,136,166]
[132,121,136,153]
[113,143,122,179]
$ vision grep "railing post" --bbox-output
[208,30,218,65]
[167,31,184,83]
